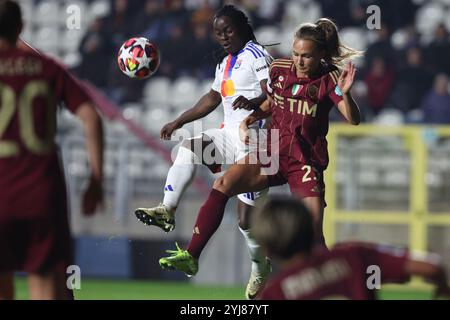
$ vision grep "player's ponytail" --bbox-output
[294,18,362,67]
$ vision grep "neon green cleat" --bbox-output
[159,243,198,277]
[134,204,175,233]
[245,259,272,300]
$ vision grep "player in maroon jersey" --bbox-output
[158,18,361,291]
[252,196,450,300]
[0,0,104,300]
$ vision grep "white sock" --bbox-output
[239,227,268,274]
[163,146,198,210]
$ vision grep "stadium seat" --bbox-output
[416,3,445,36]
[358,170,380,186]
[17,0,33,25]
[34,0,61,26]
[382,171,409,187]
[373,109,405,126]
[90,0,111,19]
[278,27,297,56]
[435,0,450,5]
[143,107,172,135]
[105,121,129,137]
[122,103,144,125]
[352,80,368,97]
[391,28,409,50]
[67,147,89,177]
[255,26,280,47]
[445,8,450,32]
[283,0,322,30]
[34,27,60,53]
[200,79,214,96]
[58,108,82,132]
[340,27,368,52]
[20,27,34,45]
[142,77,171,106]
[171,76,200,111]
[62,52,82,69]
[60,29,86,54]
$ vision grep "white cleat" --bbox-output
[134,204,175,232]
[245,259,271,300]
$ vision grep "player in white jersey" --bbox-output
[134,5,272,299]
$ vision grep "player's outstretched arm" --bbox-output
[239,99,272,144]
[232,80,268,111]
[76,102,104,216]
[337,61,361,125]
[160,89,222,140]
[405,252,450,299]
[242,98,272,127]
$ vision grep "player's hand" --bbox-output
[160,120,181,140]
[338,61,356,94]
[82,176,103,216]
[233,96,257,111]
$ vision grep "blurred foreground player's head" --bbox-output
[0,0,22,45]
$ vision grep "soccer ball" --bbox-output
[117,37,160,79]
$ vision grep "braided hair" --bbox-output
[212,5,259,63]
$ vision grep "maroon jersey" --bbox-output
[267,59,343,170]
[259,243,410,300]
[0,48,90,218]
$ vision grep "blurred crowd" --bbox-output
[72,0,450,125]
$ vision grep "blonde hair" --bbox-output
[294,18,363,67]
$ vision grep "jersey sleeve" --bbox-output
[53,61,91,113]
[211,63,222,93]
[326,69,344,106]
[266,62,278,98]
[349,243,411,284]
[251,55,270,83]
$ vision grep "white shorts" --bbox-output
[191,127,268,206]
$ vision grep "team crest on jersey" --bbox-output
[234,60,242,69]
[278,75,284,82]
[292,84,303,96]
[307,84,318,99]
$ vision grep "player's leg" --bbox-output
[159,157,269,276]
[0,272,14,300]
[301,196,326,248]
[135,134,219,232]
[237,198,271,300]
[289,164,327,248]
[28,267,73,300]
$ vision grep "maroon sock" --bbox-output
[187,189,229,259]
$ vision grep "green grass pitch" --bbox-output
[13,277,433,300]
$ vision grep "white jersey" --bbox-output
[212,40,272,129]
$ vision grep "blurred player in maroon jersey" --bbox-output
[0,0,104,300]
[159,19,361,284]
[252,196,450,300]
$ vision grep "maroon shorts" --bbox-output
[0,210,73,274]
[264,154,325,200]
